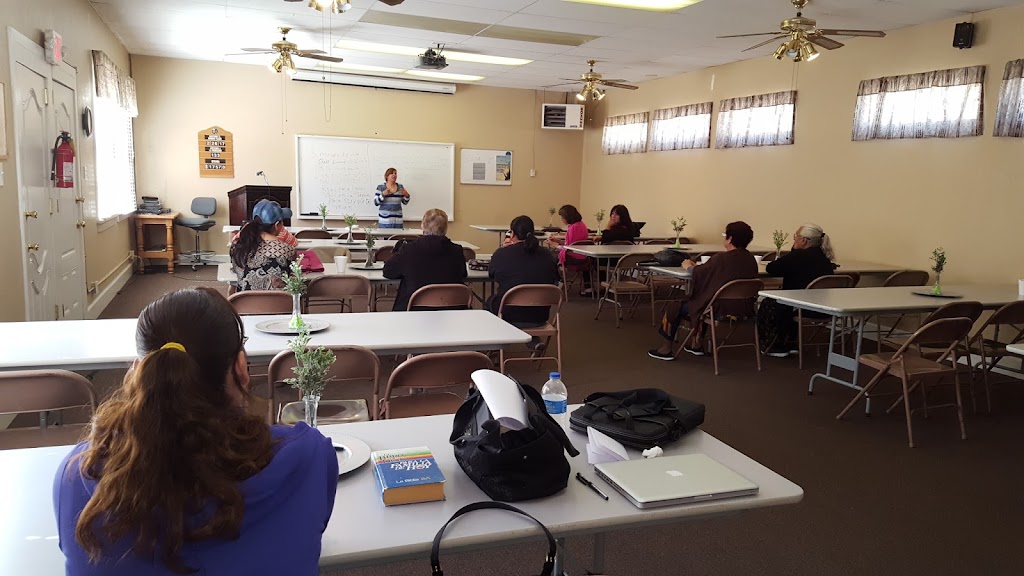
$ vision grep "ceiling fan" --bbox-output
[718,0,886,62]
[545,60,639,102]
[239,27,344,75]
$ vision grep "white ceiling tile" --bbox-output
[367,0,514,25]
[454,36,575,56]
[497,13,623,36]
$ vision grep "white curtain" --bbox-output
[649,102,712,151]
[92,50,138,117]
[715,91,796,149]
[994,59,1024,137]
[602,112,649,155]
[852,65,984,140]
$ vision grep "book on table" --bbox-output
[371,446,446,506]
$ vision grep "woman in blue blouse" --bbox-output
[374,167,412,229]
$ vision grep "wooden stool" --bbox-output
[133,212,179,273]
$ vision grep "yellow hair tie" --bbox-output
[160,342,187,354]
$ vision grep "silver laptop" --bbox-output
[594,454,758,509]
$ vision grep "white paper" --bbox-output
[471,370,529,431]
[586,426,629,465]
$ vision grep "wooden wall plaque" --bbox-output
[198,126,234,178]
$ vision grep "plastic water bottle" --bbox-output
[542,372,568,428]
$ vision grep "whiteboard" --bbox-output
[295,135,455,221]
[460,149,512,186]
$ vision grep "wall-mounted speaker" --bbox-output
[953,22,975,49]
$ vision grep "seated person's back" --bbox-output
[488,216,560,326]
[765,224,837,289]
[383,208,468,311]
[230,199,297,291]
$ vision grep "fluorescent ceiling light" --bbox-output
[334,39,531,66]
[405,70,484,82]
[317,62,405,74]
[562,0,703,11]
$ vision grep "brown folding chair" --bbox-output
[295,229,333,240]
[306,275,372,313]
[839,271,861,287]
[758,252,777,262]
[604,240,635,245]
[407,284,474,311]
[875,270,931,350]
[594,253,654,328]
[228,290,293,315]
[965,300,1024,412]
[498,285,564,374]
[268,346,380,425]
[880,300,984,352]
[561,239,595,301]
[839,317,974,448]
[644,239,675,245]
[372,245,395,263]
[306,246,349,267]
[380,351,492,419]
[0,370,96,449]
[389,234,419,241]
[677,279,765,375]
[462,247,477,262]
[796,275,855,369]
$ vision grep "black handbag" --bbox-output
[450,381,579,502]
[653,249,687,267]
[569,389,705,450]
[431,501,555,576]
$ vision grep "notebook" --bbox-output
[594,453,758,509]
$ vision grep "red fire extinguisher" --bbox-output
[51,131,75,188]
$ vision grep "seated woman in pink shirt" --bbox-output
[545,204,593,295]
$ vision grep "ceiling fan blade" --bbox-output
[600,81,638,90]
[303,54,345,63]
[543,82,581,88]
[807,35,844,50]
[816,29,886,38]
[742,35,788,52]
[600,78,629,83]
[717,32,784,39]
[241,48,276,53]
[295,49,328,56]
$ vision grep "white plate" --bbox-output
[351,262,384,270]
[254,318,331,335]
[332,434,372,476]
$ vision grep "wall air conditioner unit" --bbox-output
[541,103,584,130]
[291,70,456,95]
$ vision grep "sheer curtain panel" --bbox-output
[994,59,1024,137]
[715,91,796,149]
[649,102,712,151]
[602,112,649,155]
[851,65,985,140]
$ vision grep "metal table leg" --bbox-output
[590,533,606,575]
[554,537,567,576]
[809,314,870,413]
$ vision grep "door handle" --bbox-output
[24,211,38,219]
[76,220,86,228]
[75,197,85,203]
[27,243,40,252]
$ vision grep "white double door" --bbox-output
[9,29,86,321]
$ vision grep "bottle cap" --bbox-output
[549,372,560,379]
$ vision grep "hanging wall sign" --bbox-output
[198,126,234,178]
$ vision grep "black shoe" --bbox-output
[648,349,675,361]
[526,337,546,352]
[766,345,791,358]
[682,345,706,357]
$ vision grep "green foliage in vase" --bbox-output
[282,259,307,295]
[930,247,946,274]
[772,230,789,250]
[284,325,335,398]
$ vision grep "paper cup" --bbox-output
[700,255,711,264]
[1019,279,1024,296]
[753,255,764,262]
[334,255,349,272]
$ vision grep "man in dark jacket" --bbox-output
[648,221,759,361]
[383,208,468,311]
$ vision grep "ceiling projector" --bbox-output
[417,47,448,70]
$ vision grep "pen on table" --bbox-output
[576,472,609,501]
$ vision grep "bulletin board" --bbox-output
[198,126,234,178]
[460,148,512,186]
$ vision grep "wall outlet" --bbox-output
[529,168,536,177]
[0,162,5,187]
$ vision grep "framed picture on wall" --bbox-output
[460,149,512,186]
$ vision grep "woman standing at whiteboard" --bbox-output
[374,167,411,229]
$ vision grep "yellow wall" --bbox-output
[0,0,132,321]
[131,56,584,252]
[581,5,1024,285]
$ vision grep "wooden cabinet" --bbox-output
[133,212,179,273]
[227,185,292,226]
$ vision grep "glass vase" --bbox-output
[303,394,320,428]
[367,248,376,265]
[346,228,354,243]
[931,273,942,295]
[673,234,681,248]
[321,216,328,230]
[289,293,303,330]
[775,248,782,260]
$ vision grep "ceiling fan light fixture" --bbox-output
[575,91,587,102]
[800,41,819,61]
[595,88,606,101]
[773,43,787,60]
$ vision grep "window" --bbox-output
[994,59,1024,137]
[94,97,137,221]
[649,102,712,151]
[92,50,138,221]
[852,65,985,141]
[715,91,795,149]
[602,112,649,155]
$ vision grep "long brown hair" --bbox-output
[230,216,276,269]
[75,287,273,573]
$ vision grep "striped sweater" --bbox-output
[374,184,409,229]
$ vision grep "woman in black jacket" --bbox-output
[487,215,559,327]
[762,223,837,357]
[596,204,639,244]
[383,209,467,311]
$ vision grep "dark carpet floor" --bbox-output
[29,268,1024,575]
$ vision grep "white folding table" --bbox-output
[0,311,530,372]
[1007,344,1024,356]
[296,238,479,251]
[222,225,424,237]
[649,259,903,282]
[0,413,802,576]
[759,285,1021,413]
